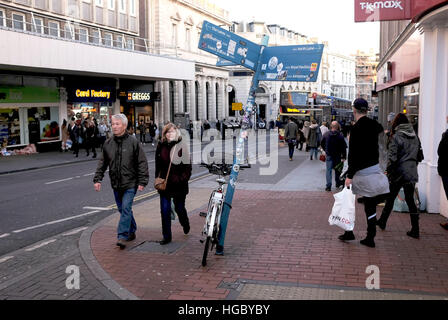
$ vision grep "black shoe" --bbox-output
[376,220,386,230]
[127,233,136,241]
[338,232,355,241]
[159,239,171,245]
[215,245,224,256]
[92,154,97,158]
[360,238,375,248]
[406,230,419,239]
[310,156,313,160]
[183,224,190,235]
[325,187,331,192]
[357,197,365,204]
[116,239,126,249]
[75,154,78,158]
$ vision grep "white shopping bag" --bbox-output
[328,186,356,231]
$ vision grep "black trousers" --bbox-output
[379,181,418,230]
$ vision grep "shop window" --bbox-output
[91,29,101,44]
[27,107,60,144]
[0,109,21,147]
[12,13,26,31]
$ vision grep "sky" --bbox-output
[216,0,379,56]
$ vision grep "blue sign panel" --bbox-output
[199,21,261,71]
[216,57,239,67]
[258,44,324,82]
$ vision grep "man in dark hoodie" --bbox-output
[321,121,347,191]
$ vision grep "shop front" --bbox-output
[0,86,60,150]
[118,89,159,130]
[66,87,116,123]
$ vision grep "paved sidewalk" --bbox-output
[83,147,448,300]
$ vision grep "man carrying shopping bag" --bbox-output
[341,98,390,248]
[329,186,356,232]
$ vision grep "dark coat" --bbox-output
[321,130,347,160]
[284,121,298,140]
[307,124,321,148]
[155,137,192,197]
[386,123,421,184]
[93,133,149,190]
[438,129,448,177]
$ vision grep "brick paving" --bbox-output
[91,188,448,300]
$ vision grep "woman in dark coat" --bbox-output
[155,123,192,245]
[377,113,423,238]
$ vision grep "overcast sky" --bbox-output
[216,0,379,56]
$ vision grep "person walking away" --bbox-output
[72,120,82,157]
[61,119,69,152]
[320,121,329,137]
[302,121,311,152]
[307,120,321,160]
[376,113,423,238]
[93,114,149,249]
[85,119,97,158]
[284,117,299,161]
[155,123,192,245]
[296,126,306,151]
[149,121,157,145]
[138,120,147,145]
[342,98,390,248]
[321,121,347,191]
[98,120,109,151]
[438,116,448,230]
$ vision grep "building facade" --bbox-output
[147,0,231,132]
[327,52,356,102]
[376,1,448,215]
[354,49,379,113]
[0,0,194,151]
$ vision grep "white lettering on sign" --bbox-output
[131,92,151,101]
[360,1,403,12]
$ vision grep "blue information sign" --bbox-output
[258,44,324,82]
[199,21,261,71]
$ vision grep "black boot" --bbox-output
[338,231,355,241]
[407,214,420,239]
[361,215,377,248]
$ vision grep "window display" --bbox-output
[0,108,21,147]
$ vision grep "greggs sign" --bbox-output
[355,0,448,22]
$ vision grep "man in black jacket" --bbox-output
[321,121,347,191]
[94,114,149,249]
[439,116,448,230]
[341,98,388,248]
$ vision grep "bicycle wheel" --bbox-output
[202,236,211,266]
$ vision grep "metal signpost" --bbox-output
[198,21,324,255]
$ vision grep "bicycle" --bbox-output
[199,161,250,267]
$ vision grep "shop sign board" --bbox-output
[232,103,243,111]
[199,21,261,71]
[118,91,161,102]
[0,86,59,103]
[68,88,116,103]
[258,45,324,82]
[355,0,448,22]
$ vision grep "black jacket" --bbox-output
[155,137,192,197]
[438,129,448,177]
[321,130,347,160]
[387,123,421,184]
[347,116,384,179]
[93,133,149,190]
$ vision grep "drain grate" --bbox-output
[131,241,186,254]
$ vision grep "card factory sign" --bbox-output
[69,88,115,102]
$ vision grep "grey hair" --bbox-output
[111,114,128,127]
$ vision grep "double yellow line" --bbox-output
[107,173,212,210]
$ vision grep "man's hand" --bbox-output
[137,185,145,192]
[345,178,352,188]
[94,183,101,192]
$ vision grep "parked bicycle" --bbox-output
[199,161,250,266]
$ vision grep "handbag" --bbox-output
[319,151,326,162]
[154,145,177,191]
[329,186,356,231]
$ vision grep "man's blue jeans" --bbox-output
[326,155,342,188]
[160,194,190,241]
[309,147,318,159]
[113,188,137,240]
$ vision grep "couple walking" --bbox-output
[93,114,191,249]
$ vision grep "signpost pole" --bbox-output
[216,35,269,255]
